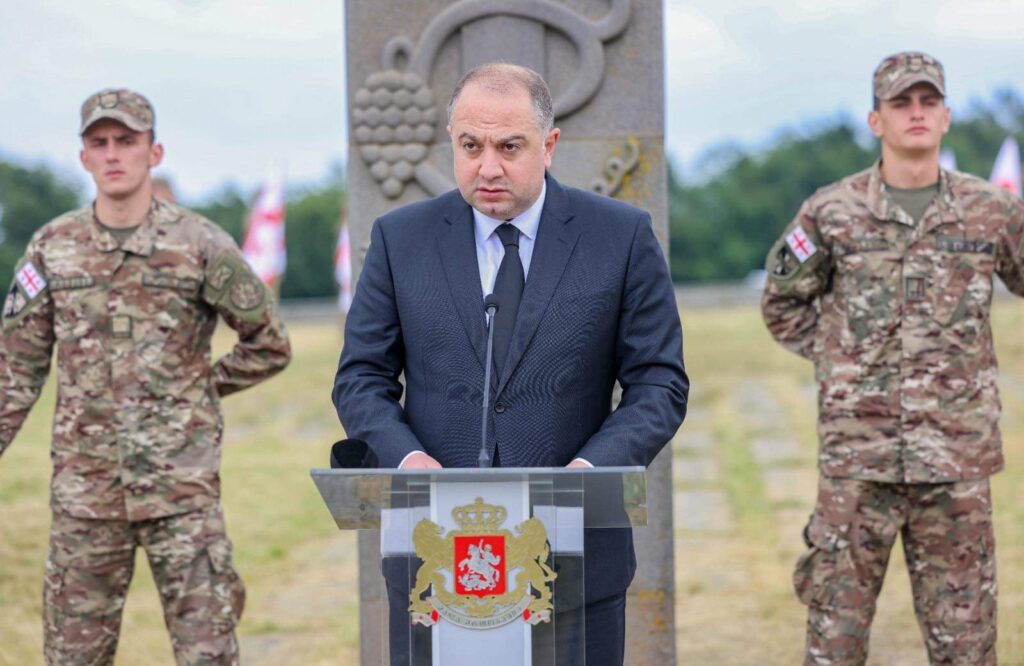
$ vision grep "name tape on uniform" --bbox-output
[785,228,817,263]
[16,262,47,298]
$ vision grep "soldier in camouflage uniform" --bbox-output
[762,53,1023,665]
[0,89,292,664]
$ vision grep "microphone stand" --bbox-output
[479,295,499,468]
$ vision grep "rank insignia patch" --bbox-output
[906,276,926,301]
[111,315,133,338]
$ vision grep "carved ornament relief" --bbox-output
[352,0,635,199]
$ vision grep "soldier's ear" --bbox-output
[149,142,164,168]
[867,110,883,139]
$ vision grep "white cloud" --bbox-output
[931,0,1024,40]
[664,4,750,81]
[0,0,347,200]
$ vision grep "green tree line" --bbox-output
[669,88,1024,283]
[0,164,346,299]
[2,90,1021,293]
[187,166,346,299]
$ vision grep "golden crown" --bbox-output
[451,497,507,532]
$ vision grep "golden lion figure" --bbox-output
[410,510,557,626]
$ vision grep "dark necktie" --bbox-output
[492,223,524,375]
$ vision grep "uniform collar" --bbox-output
[89,199,178,256]
[867,159,964,227]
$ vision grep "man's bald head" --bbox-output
[446,63,554,136]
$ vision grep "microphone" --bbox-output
[479,295,500,468]
[330,438,377,469]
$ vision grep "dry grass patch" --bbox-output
[675,301,1024,664]
[2,304,1023,664]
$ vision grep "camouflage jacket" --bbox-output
[0,201,291,520]
[762,161,1024,483]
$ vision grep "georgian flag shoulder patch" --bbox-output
[16,262,47,298]
[785,227,817,263]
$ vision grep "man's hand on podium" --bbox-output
[399,451,443,469]
[566,458,593,468]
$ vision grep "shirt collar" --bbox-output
[89,198,172,256]
[867,158,963,226]
[472,180,546,241]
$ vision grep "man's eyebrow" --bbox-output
[455,132,528,144]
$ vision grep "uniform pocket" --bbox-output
[932,262,977,326]
[793,514,851,609]
[206,538,246,635]
[837,249,901,344]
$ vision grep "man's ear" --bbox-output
[150,142,165,168]
[543,127,560,168]
[867,110,883,139]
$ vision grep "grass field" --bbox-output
[1,303,1023,664]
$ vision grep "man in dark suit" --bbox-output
[333,63,688,665]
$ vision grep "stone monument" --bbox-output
[344,0,676,662]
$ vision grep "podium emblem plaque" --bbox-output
[411,497,556,629]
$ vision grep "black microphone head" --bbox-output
[484,294,500,313]
[330,438,376,468]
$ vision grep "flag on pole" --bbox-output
[335,217,353,313]
[939,148,957,172]
[242,180,287,286]
[989,136,1022,198]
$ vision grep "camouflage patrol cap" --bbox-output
[80,88,155,135]
[873,52,945,101]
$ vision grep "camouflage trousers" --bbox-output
[794,476,997,666]
[43,503,245,666]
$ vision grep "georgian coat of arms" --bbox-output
[411,497,556,629]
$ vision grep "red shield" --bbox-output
[453,535,506,597]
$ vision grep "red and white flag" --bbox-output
[242,180,287,285]
[785,227,817,263]
[335,218,353,313]
[990,136,1021,198]
[16,262,46,298]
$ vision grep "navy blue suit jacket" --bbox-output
[333,174,688,602]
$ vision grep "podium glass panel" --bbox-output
[311,467,646,665]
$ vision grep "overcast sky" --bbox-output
[1,0,1021,201]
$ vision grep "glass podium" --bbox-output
[311,466,647,665]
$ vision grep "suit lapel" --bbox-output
[497,176,579,394]
[438,201,488,370]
